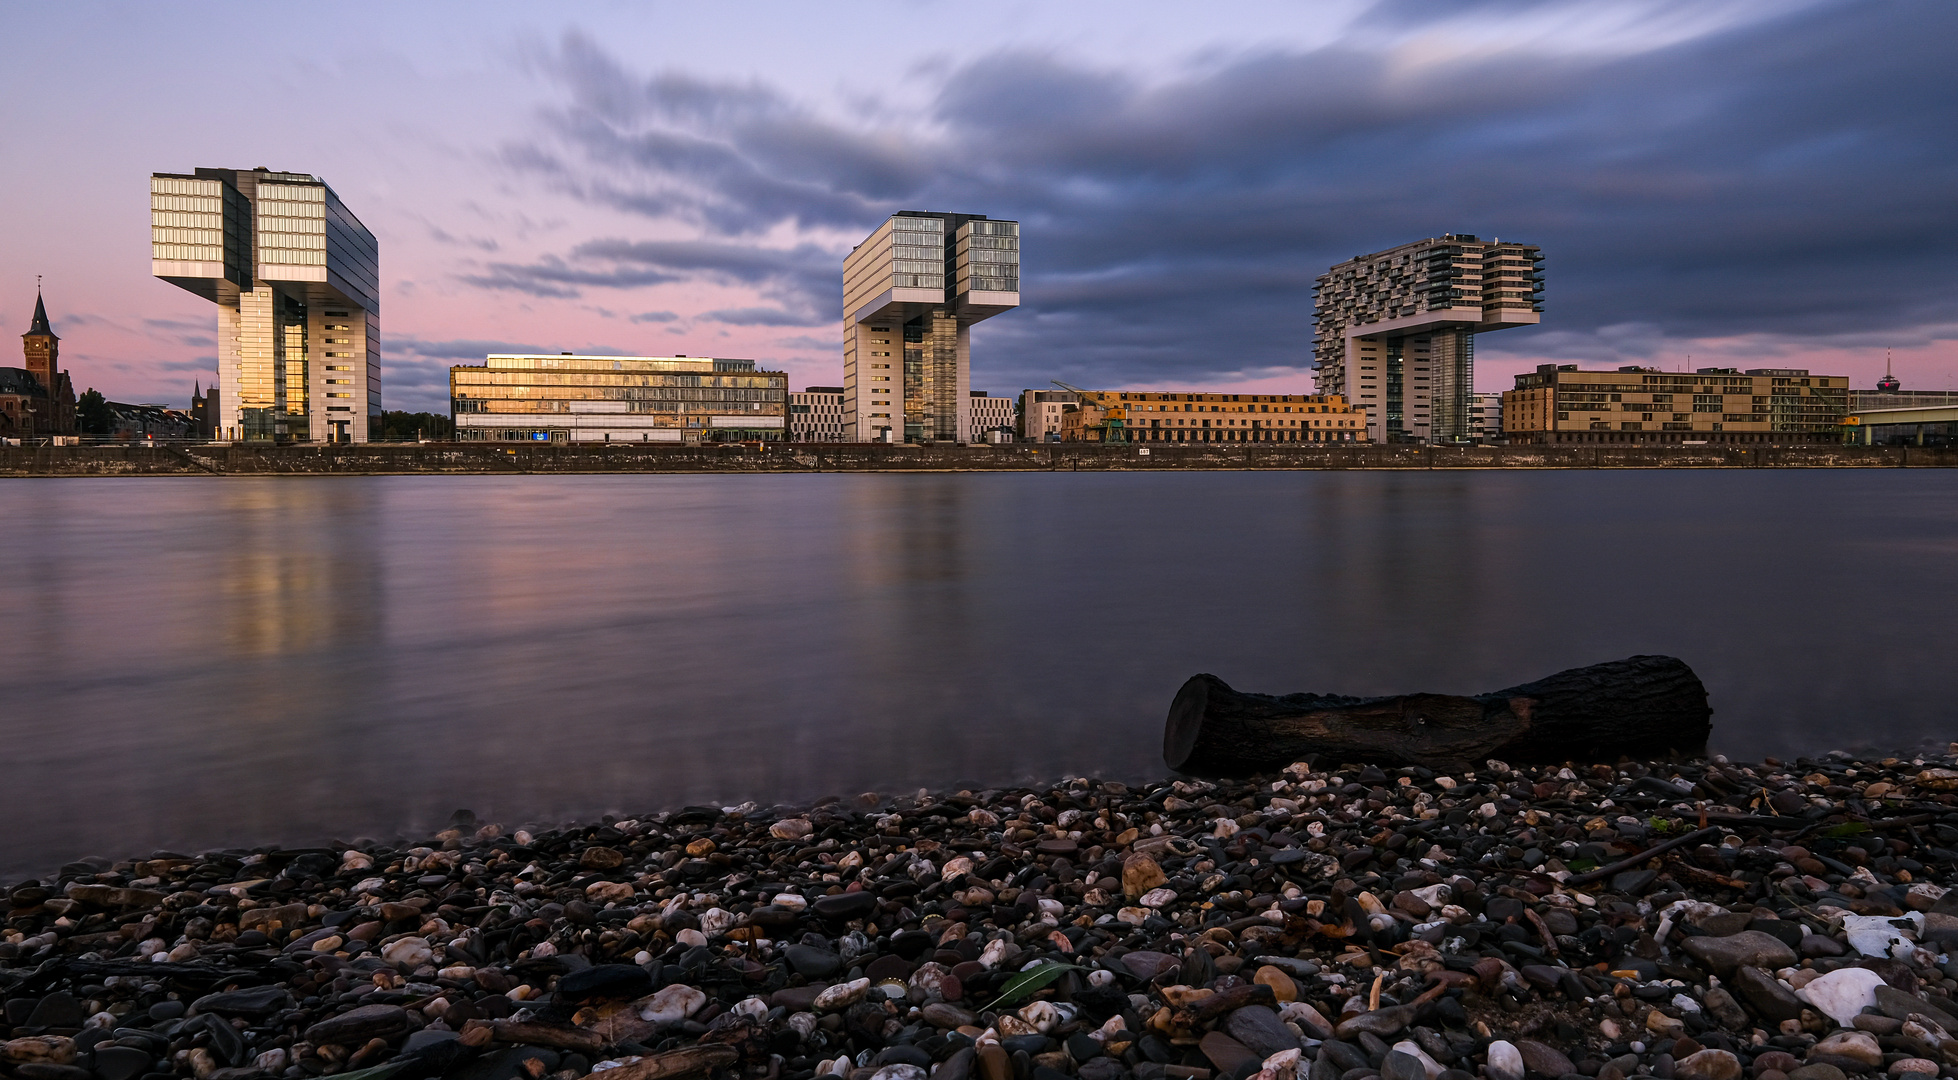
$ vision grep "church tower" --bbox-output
[19,289,78,435]
[22,290,58,391]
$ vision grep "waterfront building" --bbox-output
[1503,365,1848,444]
[449,353,787,443]
[151,167,379,443]
[967,391,1016,443]
[1852,389,1958,412]
[1021,389,1078,442]
[1470,393,1504,443]
[843,211,1020,443]
[790,386,846,442]
[1313,235,1542,443]
[190,382,220,440]
[3,290,77,437]
[1060,390,1365,443]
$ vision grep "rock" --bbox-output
[922,1003,976,1029]
[303,1004,408,1045]
[870,1063,928,1080]
[0,1038,76,1066]
[92,1047,153,1080]
[1682,931,1797,975]
[1198,1032,1261,1075]
[1797,967,1886,1026]
[1675,1050,1742,1080]
[1801,934,1846,958]
[557,964,652,1001]
[814,978,871,1012]
[1515,1040,1574,1079]
[1225,1006,1299,1059]
[1887,1060,1939,1078]
[640,984,708,1024]
[1120,951,1181,980]
[1787,1067,1847,1080]
[1807,1032,1881,1068]
[380,935,433,968]
[1731,966,1804,1023]
[1702,987,1748,1030]
[1253,966,1297,1003]
[1335,1004,1415,1039]
[1123,854,1168,900]
[1387,1042,1442,1080]
[1485,1041,1525,1080]
[1873,985,1958,1029]
[977,1043,1011,1080]
[1383,1051,1427,1080]
[813,891,878,920]
[22,994,81,1029]
[786,944,844,978]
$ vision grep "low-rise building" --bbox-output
[790,386,846,442]
[1021,389,1077,442]
[1060,390,1367,443]
[1503,365,1847,444]
[450,353,788,443]
[1470,393,1504,443]
[967,391,1015,443]
[5,290,77,438]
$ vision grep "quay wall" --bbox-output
[1,442,1954,476]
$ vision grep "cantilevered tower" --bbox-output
[843,211,1019,443]
[1313,235,1542,443]
[151,167,379,442]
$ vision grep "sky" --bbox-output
[3,0,1955,412]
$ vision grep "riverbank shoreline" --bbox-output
[1,443,1952,476]
[6,752,1958,1080]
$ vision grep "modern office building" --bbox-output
[1313,235,1542,443]
[1021,389,1078,442]
[151,167,379,442]
[790,386,846,442]
[843,211,1019,443]
[3,290,77,438]
[1503,365,1848,444]
[449,353,787,443]
[1060,391,1365,443]
[967,391,1016,443]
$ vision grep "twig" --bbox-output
[1565,826,1725,887]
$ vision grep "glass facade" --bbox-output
[451,355,789,443]
[957,219,1019,294]
[153,167,379,443]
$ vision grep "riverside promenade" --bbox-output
[0,443,1952,477]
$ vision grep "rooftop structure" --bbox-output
[151,167,379,442]
[1313,235,1542,443]
[5,289,77,437]
[450,354,787,444]
[843,211,1019,443]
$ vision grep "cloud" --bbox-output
[489,1,1957,392]
[700,307,822,327]
[629,310,678,323]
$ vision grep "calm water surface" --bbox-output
[2,470,1953,877]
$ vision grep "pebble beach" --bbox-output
[7,751,1958,1080]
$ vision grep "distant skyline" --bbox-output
[3,0,1955,411]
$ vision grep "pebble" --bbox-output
[0,753,1956,1080]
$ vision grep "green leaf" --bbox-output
[986,961,1084,1010]
[1567,858,1599,873]
[1822,823,1870,839]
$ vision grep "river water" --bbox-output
[1,470,1952,877]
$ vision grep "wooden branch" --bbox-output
[1564,826,1724,887]
[1164,655,1711,775]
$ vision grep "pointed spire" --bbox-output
[26,288,55,339]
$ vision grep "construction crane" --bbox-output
[1050,380,1128,443]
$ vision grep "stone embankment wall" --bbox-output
[0,442,1952,477]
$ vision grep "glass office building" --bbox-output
[842,212,1020,443]
[450,354,788,443]
[151,167,380,442]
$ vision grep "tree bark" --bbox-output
[1163,655,1711,775]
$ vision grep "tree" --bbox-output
[378,411,454,441]
[77,389,115,435]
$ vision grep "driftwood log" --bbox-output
[1163,654,1710,775]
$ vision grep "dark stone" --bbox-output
[192,986,292,1018]
[867,954,918,982]
[203,1012,244,1066]
[92,1047,154,1080]
[1749,920,1805,949]
[1611,870,1657,895]
[1198,1032,1260,1075]
[1079,1058,1126,1080]
[303,1003,410,1044]
[13,1066,93,1080]
[1225,1006,1299,1059]
[404,1029,462,1054]
[1318,1041,1370,1074]
[24,993,82,1029]
[936,1046,976,1080]
[1517,1040,1575,1079]
[1681,932,1797,975]
[1873,985,1958,1029]
[455,1047,561,1080]
[1383,1052,1427,1080]
[786,945,844,978]
[770,984,827,1012]
[875,1046,935,1068]
[557,964,652,1001]
[813,891,879,920]
[1067,1035,1104,1062]
[1731,967,1804,1024]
